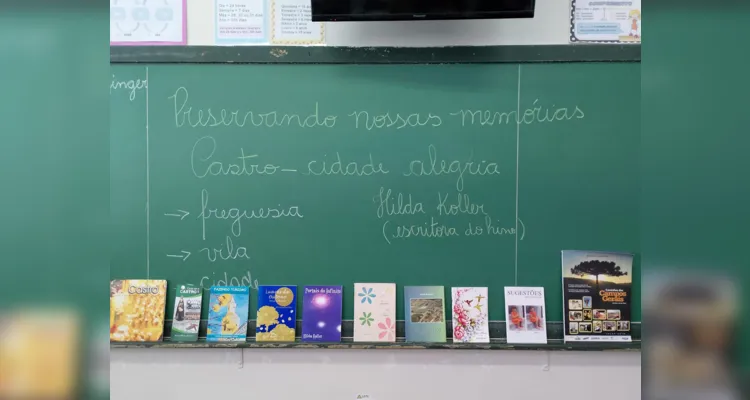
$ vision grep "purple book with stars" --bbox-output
[301,285,343,342]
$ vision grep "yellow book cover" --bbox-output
[110,279,167,342]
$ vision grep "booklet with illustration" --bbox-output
[171,284,202,342]
[451,287,490,343]
[562,250,633,342]
[504,286,547,344]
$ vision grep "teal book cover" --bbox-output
[404,286,446,342]
[256,285,297,342]
[206,286,250,342]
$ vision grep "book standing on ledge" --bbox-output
[353,283,396,342]
[504,286,547,344]
[451,287,490,343]
[171,284,202,342]
[110,279,167,342]
[562,250,633,343]
[302,285,343,342]
[256,285,297,342]
[404,286,446,342]
[207,286,249,342]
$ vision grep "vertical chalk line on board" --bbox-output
[146,66,150,279]
[515,64,521,286]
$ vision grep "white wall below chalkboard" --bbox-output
[111,349,640,399]
[185,0,570,46]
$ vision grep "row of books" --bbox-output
[110,283,541,344]
[109,250,633,344]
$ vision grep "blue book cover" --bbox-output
[404,286,446,342]
[206,286,249,342]
[301,285,343,342]
[256,285,297,342]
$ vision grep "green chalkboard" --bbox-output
[110,60,640,321]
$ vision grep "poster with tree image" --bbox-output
[561,250,633,342]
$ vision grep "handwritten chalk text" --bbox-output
[198,189,304,239]
[305,152,389,176]
[403,145,502,191]
[110,74,147,101]
[191,136,283,178]
[169,86,337,129]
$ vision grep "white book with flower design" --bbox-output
[451,287,490,343]
[353,283,396,342]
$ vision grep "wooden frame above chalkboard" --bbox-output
[109,45,640,64]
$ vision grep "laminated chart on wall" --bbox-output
[215,0,268,44]
[271,0,325,44]
[110,0,187,45]
[570,0,640,43]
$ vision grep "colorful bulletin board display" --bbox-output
[570,0,641,43]
[110,0,187,45]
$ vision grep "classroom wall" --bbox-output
[186,0,571,46]
[110,2,641,398]
[111,348,641,399]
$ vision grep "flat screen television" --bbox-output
[311,0,535,22]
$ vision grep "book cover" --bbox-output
[206,286,249,342]
[404,286,446,342]
[171,284,202,341]
[0,310,79,398]
[450,287,490,343]
[504,287,547,344]
[109,279,167,342]
[256,285,297,342]
[301,285,343,342]
[353,283,396,342]
[562,250,633,343]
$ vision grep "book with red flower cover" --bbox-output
[451,287,490,343]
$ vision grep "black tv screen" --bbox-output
[311,0,535,22]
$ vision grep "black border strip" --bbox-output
[110,45,640,64]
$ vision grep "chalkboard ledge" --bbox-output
[110,44,640,64]
[111,339,640,351]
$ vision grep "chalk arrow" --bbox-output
[164,209,190,220]
[166,250,191,261]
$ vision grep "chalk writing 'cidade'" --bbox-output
[306,153,389,176]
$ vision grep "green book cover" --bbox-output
[404,286,446,342]
[171,284,202,341]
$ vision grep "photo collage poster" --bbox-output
[562,250,633,342]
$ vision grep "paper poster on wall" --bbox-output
[110,0,187,45]
[570,0,640,43]
[271,0,325,45]
[561,250,633,343]
[215,0,268,44]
